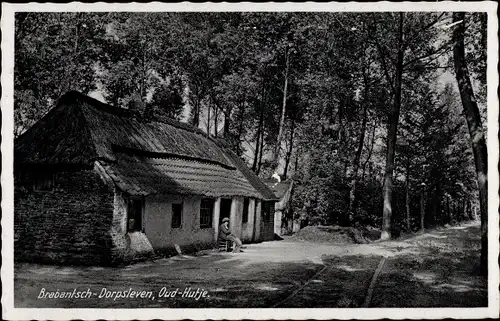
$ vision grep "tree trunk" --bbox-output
[283,117,295,180]
[463,198,468,221]
[434,182,441,225]
[273,51,290,171]
[469,200,475,220]
[420,185,425,232]
[214,105,219,138]
[67,19,80,92]
[405,159,411,232]
[252,86,266,171]
[458,197,462,221]
[252,108,263,172]
[362,121,377,182]
[452,12,488,276]
[294,148,299,173]
[224,109,231,136]
[141,47,147,102]
[432,189,438,227]
[381,12,405,240]
[192,95,201,128]
[464,199,469,220]
[236,101,245,155]
[207,102,211,135]
[209,93,225,137]
[348,79,370,221]
[257,126,265,175]
[446,195,452,224]
[343,158,349,184]
[462,202,466,222]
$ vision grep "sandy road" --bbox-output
[14,221,486,308]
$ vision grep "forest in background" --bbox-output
[14,12,488,274]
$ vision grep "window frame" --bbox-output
[200,198,215,228]
[171,202,183,229]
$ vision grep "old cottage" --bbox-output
[14,91,277,265]
[264,179,294,236]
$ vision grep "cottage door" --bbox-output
[127,198,144,232]
[219,198,232,225]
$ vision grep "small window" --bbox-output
[127,198,144,232]
[171,203,183,228]
[33,172,54,191]
[262,201,274,223]
[242,198,249,223]
[200,198,214,228]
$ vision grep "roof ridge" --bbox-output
[61,91,213,139]
[222,148,278,201]
[111,144,236,170]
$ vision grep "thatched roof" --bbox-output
[15,91,277,200]
[264,179,294,210]
[264,179,293,199]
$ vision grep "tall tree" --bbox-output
[371,12,449,239]
[452,12,488,276]
[273,48,290,171]
[348,59,372,220]
[380,12,405,240]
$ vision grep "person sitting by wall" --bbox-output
[219,217,243,253]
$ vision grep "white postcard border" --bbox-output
[2,2,498,320]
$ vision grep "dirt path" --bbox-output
[370,222,487,307]
[14,221,486,308]
[279,221,487,307]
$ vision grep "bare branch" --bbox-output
[209,92,229,117]
[403,38,455,68]
[367,73,386,87]
[375,41,396,95]
[403,12,447,49]
[403,65,452,74]
[422,12,447,31]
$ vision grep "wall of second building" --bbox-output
[254,200,262,241]
[274,209,283,236]
[142,194,215,254]
[14,166,115,265]
[240,199,273,243]
[260,201,276,241]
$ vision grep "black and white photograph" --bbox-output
[1,2,498,320]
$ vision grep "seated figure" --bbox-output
[219,217,243,253]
